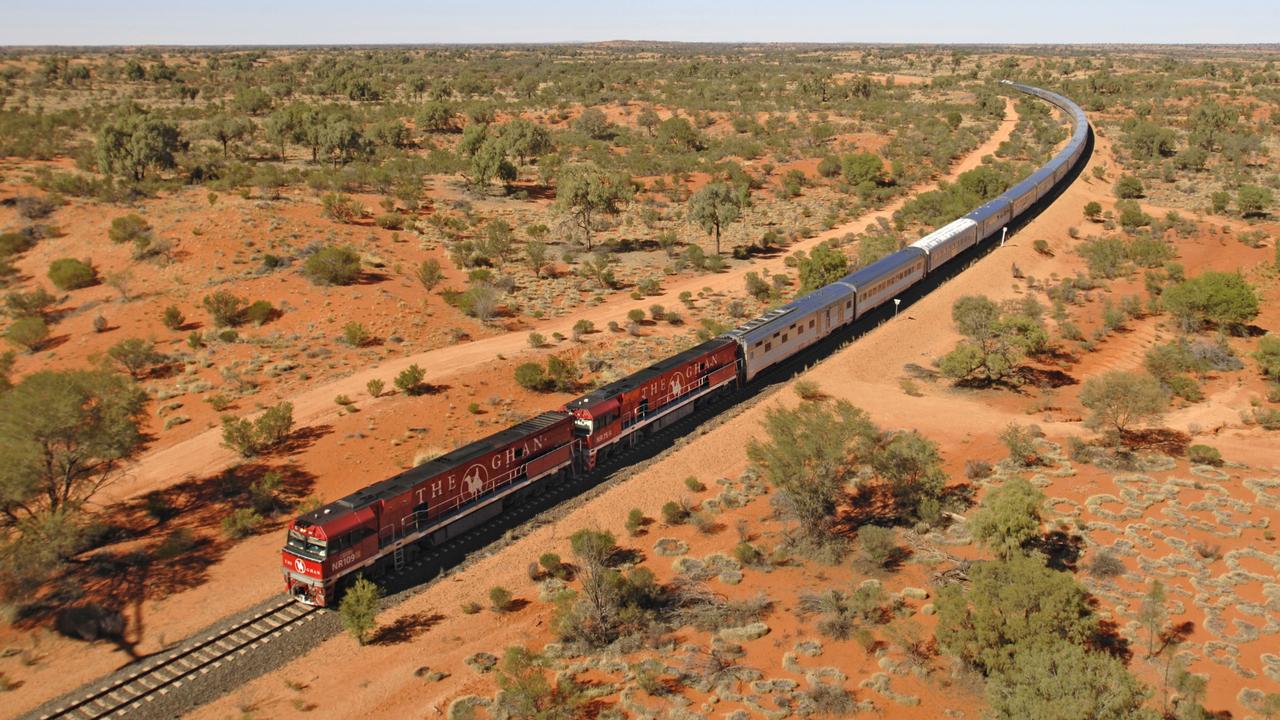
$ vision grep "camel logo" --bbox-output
[462,464,488,498]
[294,557,306,573]
[670,375,682,398]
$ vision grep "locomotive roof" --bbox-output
[296,411,571,523]
[565,337,735,410]
[837,247,926,291]
[725,282,854,345]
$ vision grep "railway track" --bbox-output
[37,600,318,720]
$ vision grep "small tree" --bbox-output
[986,638,1152,720]
[871,430,946,524]
[1082,201,1102,221]
[304,245,362,286]
[1079,371,1168,437]
[688,182,745,255]
[107,338,165,379]
[1137,579,1167,659]
[555,163,632,250]
[1237,185,1274,218]
[1162,271,1260,333]
[339,575,382,645]
[969,477,1045,559]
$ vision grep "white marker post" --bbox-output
[1000,226,1008,247]
[893,298,901,316]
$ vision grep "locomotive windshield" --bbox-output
[286,529,327,559]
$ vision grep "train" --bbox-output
[281,81,1090,606]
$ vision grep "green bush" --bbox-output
[625,508,645,537]
[5,316,49,351]
[1187,444,1222,466]
[161,305,185,330]
[1114,175,1144,199]
[243,300,275,326]
[661,500,689,525]
[202,290,247,327]
[339,575,382,645]
[221,507,263,539]
[394,364,427,395]
[489,586,514,612]
[514,362,550,391]
[0,231,35,256]
[343,321,370,347]
[108,214,151,245]
[47,258,96,290]
[304,245,362,286]
[683,476,706,492]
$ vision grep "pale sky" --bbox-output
[1,0,1274,46]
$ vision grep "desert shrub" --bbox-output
[1086,550,1125,579]
[6,316,49,351]
[733,541,764,567]
[625,509,645,537]
[793,379,825,401]
[161,305,184,330]
[342,321,370,347]
[202,290,247,327]
[108,214,151,245]
[999,424,1042,467]
[683,476,706,492]
[489,586,514,613]
[220,402,294,457]
[527,331,545,348]
[965,459,994,479]
[395,364,427,395]
[339,575,382,645]
[415,258,443,290]
[92,315,108,333]
[461,601,482,615]
[661,500,689,525]
[1162,271,1259,333]
[221,507,263,539]
[107,338,164,379]
[47,258,96,291]
[1187,444,1222,466]
[1253,335,1280,380]
[0,232,36,257]
[1032,239,1051,255]
[571,319,594,341]
[304,245,362,286]
[857,525,900,570]
[366,378,384,398]
[243,300,275,326]
[538,553,568,580]
[321,193,363,222]
[514,363,550,392]
[1114,175,1144,199]
[1082,201,1102,221]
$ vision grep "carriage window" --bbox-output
[764,342,772,352]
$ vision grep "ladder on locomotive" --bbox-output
[393,545,406,572]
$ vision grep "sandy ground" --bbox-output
[183,117,1280,719]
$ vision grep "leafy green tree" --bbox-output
[1082,201,1102,221]
[746,399,877,544]
[636,107,660,136]
[1138,579,1167,659]
[841,151,884,189]
[0,369,146,523]
[871,430,946,524]
[688,182,744,255]
[415,101,457,134]
[202,113,254,158]
[95,108,181,181]
[935,554,1097,676]
[1237,185,1274,218]
[339,575,382,645]
[573,107,613,140]
[1079,371,1168,436]
[499,118,553,165]
[939,296,1046,384]
[986,638,1154,720]
[107,338,165,379]
[304,245,362,286]
[1161,271,1259,333]
[657,116,703,151]
[1122,121,1177,162]
[796,242,848,293]
[969,477,1044,559]
[555,163,632,250]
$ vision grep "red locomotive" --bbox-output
[283,338,742,606]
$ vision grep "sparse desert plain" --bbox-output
[1,43,1278,720]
